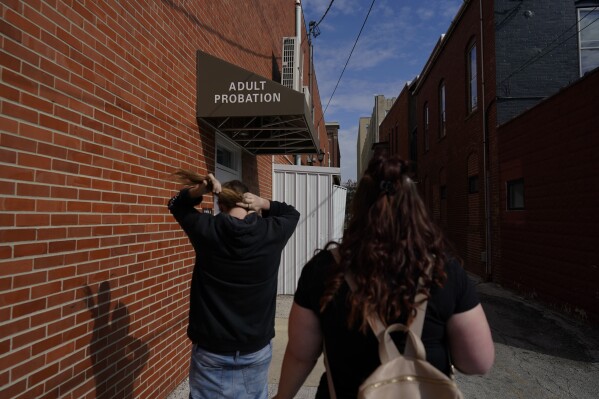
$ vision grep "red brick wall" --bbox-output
[0,1,324,398]
[497,68,599,323]
[380,84,410,161]
[412,1,488,276]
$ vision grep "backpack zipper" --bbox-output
[363,375,458,391]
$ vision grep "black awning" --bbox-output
[196,50,319,155]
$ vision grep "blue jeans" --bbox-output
[189,342,272,399]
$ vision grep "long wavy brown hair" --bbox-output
[320,155,455,332]
[170,169,248,209]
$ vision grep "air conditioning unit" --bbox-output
[281,37,298,90]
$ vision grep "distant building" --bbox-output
[325,122,341,168]
[356,117,371,179]
[380,0,599,324]
[357,95,396,177]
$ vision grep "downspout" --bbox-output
[295,0,302,165]
[479,0,492,280]
[295,0,302,92]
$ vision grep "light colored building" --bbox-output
[356,117,370,179]
[357,95,396,177]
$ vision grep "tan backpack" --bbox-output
[324,256,463,399]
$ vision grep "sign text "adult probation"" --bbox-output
[214,81,282,104]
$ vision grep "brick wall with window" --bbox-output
[411,1,488,276]
[0,1,326,398]
[498,67,599,323]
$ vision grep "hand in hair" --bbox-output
[188,173,221,198]
[236,192,270,212]
[170,169,222,198]
[206,173,221,194]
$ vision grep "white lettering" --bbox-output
[214,83,282,104]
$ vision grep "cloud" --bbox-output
[302,0,464,181]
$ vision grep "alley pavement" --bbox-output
[168,279,599,399]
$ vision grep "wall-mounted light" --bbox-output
[317,149,325,162]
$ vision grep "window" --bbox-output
[217,146,235,169]
[468,175,479,194]
[578,8,599,76]
[439,81,446,137]
[409,128,418,166]
[467,42,478,112]
[423,103,430,151]
[507,178,524,210]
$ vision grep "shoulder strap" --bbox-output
[343,271,428,338]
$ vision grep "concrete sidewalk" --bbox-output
[166,295,322,399]
[168,282,599,399]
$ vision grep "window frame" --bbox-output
[468,175,479,194]
[507,178,525,210]
[438,81,446,138]
[423,102,430,151]
[467,41,478,112]
[578,7,599,76]
[440,185,447,200]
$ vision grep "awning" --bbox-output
[196,50,320,155]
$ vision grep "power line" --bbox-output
[313,0,335,30]
[500,7,598,87]
[317,0,377,128]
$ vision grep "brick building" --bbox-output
[325,122,340,168]
[379,0,599,322]
[356,95,395,178]
[0,1,330,398]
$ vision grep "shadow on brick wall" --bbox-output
[83,281,149,399]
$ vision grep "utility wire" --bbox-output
[317,0,377,128]
[313,0,335,29]
[500,7,598,87]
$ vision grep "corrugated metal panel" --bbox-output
[273,165,344,294]
[332,185,347,242]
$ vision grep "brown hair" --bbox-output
[218,180,249,209]
[170,169,209,186]
[320,155,454,332]
[170,169,249,209]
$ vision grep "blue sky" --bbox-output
[302,0,463,182]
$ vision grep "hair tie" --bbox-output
[379,180,396,195]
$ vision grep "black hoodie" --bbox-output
[168,188,300,353]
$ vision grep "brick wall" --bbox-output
[494,0,580,124]
[497,68,599,323]
[0,1,325,398]
[380,83,410,161]
[411,0,488,276]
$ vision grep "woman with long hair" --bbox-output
[273,155,494,398]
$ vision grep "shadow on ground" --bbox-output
[478,284,599,363]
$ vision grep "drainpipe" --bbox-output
[295,0,302,92]
[294,1,302,165]
[479,0,491,280]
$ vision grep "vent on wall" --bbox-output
[281,37,297,90]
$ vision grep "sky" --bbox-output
[301,0,463,182]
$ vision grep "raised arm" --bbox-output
[167,173,221,235]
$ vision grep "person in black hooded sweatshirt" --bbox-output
[168,170,300,399]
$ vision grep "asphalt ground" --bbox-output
[168,280,599,399]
